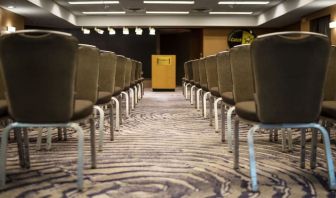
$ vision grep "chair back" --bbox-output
[76,44,100,103]
[124,58,132,89]
[216,51,233,93]
[131,60,136,85]
[251,32,330,123]
[98,51,117,94]
[198,58,207,90]
[205,55,218,89]
[324,45,336,100]
[230,44,254,103]
[192,59,200,85]
[115,55,127,90]
[0,30,78,122]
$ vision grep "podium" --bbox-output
[151,55,176,91]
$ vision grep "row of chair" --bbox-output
[182,31,336,192]
[0,30,144,191]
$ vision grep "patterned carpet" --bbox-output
[0,88,336,197]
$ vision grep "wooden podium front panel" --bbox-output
[152,55,176,89]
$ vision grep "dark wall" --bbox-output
[26,26,157,79]
[160,29,202,85]
[25,26,202,83]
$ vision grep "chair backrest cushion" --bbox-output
[251,32,330,123]
[205,55,218,89]
[216,51,233,93]
[98,51,117,94]
[76,44,100,103]
[230,44,255,103]
[324,45,336,100]
[115,55,127,89]
[0,31,78,122]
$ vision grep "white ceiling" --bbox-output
[0,0,336,28]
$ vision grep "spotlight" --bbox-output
[94,27,104,34]
[135,27,143,35]
[123,27,129,35]
[108,27,116,35]
[149,27,155,35]
[81,27,90,34]
[6,26,16,33]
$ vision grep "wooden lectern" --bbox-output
[151,55,176,91]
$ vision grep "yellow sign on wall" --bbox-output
[152,55,176,90]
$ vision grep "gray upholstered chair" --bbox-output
[0,30,95,191]
[130,59,137,108]
[96,50,117,142]
[191,59,201,108]
[134,61,144,99]
[246,32,335,192]
[122,58,133,118]
[205,55,221,126]
[318,45,336,168]
[113,55,126,129]
[36,44,106,151]
[182,62,189,97]
[198,58,209,118]
[216,51,234,137]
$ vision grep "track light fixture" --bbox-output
[135,27,143,35]
[81,27,90,34]
[149,27,155,35]
[123,27,129,35]
[108,27,116,35]
[94,27,104,34]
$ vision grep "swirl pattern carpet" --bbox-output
[0,89,335,197]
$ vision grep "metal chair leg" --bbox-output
[247,125,260,192]
[227,106,235,152]
[214,98,222,132]
[234,117,240,169]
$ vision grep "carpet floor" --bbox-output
[0,88,336,198]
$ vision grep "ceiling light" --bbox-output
[218,1,269,4]
[143,1,194,4]
[330,21,336,29]
[146,11,189,14]
[82,11,126,14]
[82,27,90,34]
[135,27,143,35]
[108,27,116,35]
[8,5,15,9]
[94,27,104,34]
[123,27,129,35]
[209,11,253,15]
[69,1,119,5]
[149,27,155,35]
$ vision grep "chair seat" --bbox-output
[96,91,112,105]
[235,101,259,122]
[72,100,94,121]
[321,101,336,119]
[0,100,8,117]
[210,87,221,97]
[113,86,122,96]
[221,92,235,106]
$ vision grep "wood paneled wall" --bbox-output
[301,4,336,44]
[0,7,24,34]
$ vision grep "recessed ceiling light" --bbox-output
[69,1,119,4]
[218,1,269,5]
[82,11,126,14]
[146,11,189,14]
[8,5,15,9]
[209,11,253,15]
[144,1,194,4]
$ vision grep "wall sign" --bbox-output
[227,29,256,48]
